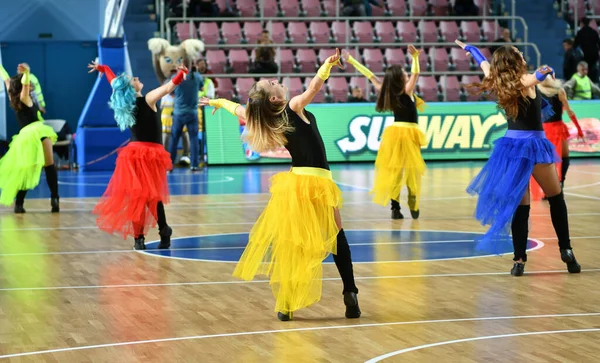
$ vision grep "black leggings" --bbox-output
[333,229,358,294]
[134,201,168,238]
[15,164,59,205]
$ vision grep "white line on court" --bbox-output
[57,176,235,186]
[364,328,600,362]
[2,267,598,293]
[564,191,600,200]
[1,312,600,359]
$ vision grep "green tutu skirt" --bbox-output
[0,121,57,205]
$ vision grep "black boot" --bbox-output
[408,194,419,219]
[14,204,26,214]
[560,249,581,273]
[277,311,293,321]
[134,235,146,250]
[343,292,361,318]
[391,199,403,219]
[510,262,525,276]
[51,197,60,213]
[158,225,172,249]
[15,190,27,213]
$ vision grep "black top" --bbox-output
[574,26,600,62]
[507,88,543,131]
[130,97,162,144]
[392,94,418,123]
[284,104,329,170]
[543,94,563,123]
[16,102,40,129]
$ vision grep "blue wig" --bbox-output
[108,74,137,131]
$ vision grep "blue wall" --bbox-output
[0,0,106,42]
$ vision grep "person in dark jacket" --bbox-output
[563,38,582,80]
[574,17,600,82]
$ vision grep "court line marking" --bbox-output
[364,328,600,362]
[2,312,600,359]
[57,176,235,186]
[2,214,599,230]
[1,267,597,292]
[563,191,600,201]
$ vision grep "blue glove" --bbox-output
[535,66,555,81]
[464,45,487,66]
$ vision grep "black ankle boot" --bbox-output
[511,262,525,276]
[343,292,361,318]
[51,197,59,213]
[14,204,25,214]
[408,195,419,219]
[560,249,581,273]
[134,236,146,250]
[277,311,293,321]
[158,225,172,249]
[391,209,404,219]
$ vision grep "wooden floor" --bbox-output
[0,160,599,362]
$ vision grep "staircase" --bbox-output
[124,0,159,90]
[506,0,569,77]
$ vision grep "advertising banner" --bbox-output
[205,101,600,165]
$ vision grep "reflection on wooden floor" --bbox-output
[0,160,599,362]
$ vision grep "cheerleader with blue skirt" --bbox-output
[0,63,59,213]
[455,40,581,276]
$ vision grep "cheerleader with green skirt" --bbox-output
[0,63,59,213]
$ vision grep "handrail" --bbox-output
[164,15,529,60]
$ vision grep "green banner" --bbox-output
[205,101,600,165]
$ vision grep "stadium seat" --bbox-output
[430,0,450,15]
[363,48,385,73]
[460,21,481,42]
[228,49,250,73]
[261,0,278,17]
[331,21,349,43]
[317,48,341,72]
[278,49,295,73]
[411,0,428,16]
[206,50,227,73]
[440,75,460,102]
[280,0,301,16]
[199,22,220,44]
[419,20,439,43]
[482,20,500,41]
[215,78,234,99]
[461,75,482,101]
[450,48,472,71]
[387,0,407,15]
[176,22,196,41]
[221,22,242,44]
[396,22,418,43]
[428,47,449,72]
[267,22,287,44]
[340,48,359,73]
[371,2,386,16]
[375,21,396,43]
[282,77,304,96]
[310,21,330,43]
[439,21,459,42]
[235,78,255,103]
[304,77,325,102]
[327,77,349,102]
[350,76,369,99]
[243,22,263,44]
[296,49,317,72]
[384,48,406,69]
[237,0,257,16]
[322,0,337,16]
[417,76,439,102]
[353,21,376,43]
[301,0,323,16]
[287,22,310,44]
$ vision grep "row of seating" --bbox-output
[182,0,493,18]
[204,46,494,74]
[176,19,503,44]
[566,0,600,18]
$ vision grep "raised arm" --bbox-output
[405,45,421,95]
[88,61,117,85]
[520,66,555,88]
[559,87,584,139]
[289,48,343,112]
[0,64,9,91]
[455,40,490,78]
[200,97,246,120]
[342,49,382,91]
[145,65,188,108]
[17,64,33,107]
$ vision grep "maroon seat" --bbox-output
[288,22,310,44]
[396,22,417,43]
[439,21,459,42]
[176,22,196,41]
[450,48,472,72]
[296,49,317,73]
[418,20,439,43]
[430,0,449,15]
[460,21,481,43]
[215,78,233,99]
[341,48,359,74]
[206,50,227,73]
[317,49,341,73]
[198,22,220,45]
[235,78,255,103]
[310,22,330,44]
[278,49,295,73]
[267,22,287,44]
[384,48,406,69]
[304,77,325,103]
[280,0,301,16]
[428,47,449,72]
[243,22,263,44]
[482,20,500,41]
[417,76,438,102]
[363,48,385,73]
[221,22,242,44]
[461,75,482,101]
[411,0,428,16]
[350,77,369,99]
[387,0,407,15]
[228,50,250,73]
[327,77,349,102]
[331,21,349,43]
[301,0,322,16]
[353,21,375,43]
[237,0,257,16]
[439,75,460,102]
[322,0,336,16]
[261,0,278,17]
[282,77,303,96]
[375,21,396,43]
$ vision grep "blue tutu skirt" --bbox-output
[467,130,559,254]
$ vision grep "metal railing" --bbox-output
[164,15,530,61]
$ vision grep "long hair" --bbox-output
[537,74,563,97]
[375,65,407,112]
[108,74,137,131]
[467,45,528,120]
[8,74,25,111]
[243,83,293,152]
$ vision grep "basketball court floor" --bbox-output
[0,160,599,362]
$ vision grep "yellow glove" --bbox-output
[410,51,420,74]
[316,60,335,81]
[346,54,374,79]
[209,98,241,116]
[21,69,30,85]
[0,64,8,81]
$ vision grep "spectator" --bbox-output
[194,0,219,17]
[454,0,478,16]
[196,58,218,88]
[251,30,278,74]
[364,0,382,16]
[574,17,600,82]
[563,38,582,81]
[490,28,515,54]
[348,87,367,102]
[563,61,600,100]
[17,63,45,114]
[342,0,366,16]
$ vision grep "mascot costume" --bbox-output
[147,38,204,165]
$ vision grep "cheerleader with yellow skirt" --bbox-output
[342,45,426,219]
[0,64,59,213]
[199,49,360,321]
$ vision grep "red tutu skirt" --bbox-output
[530,122,568,200]
[93,142,172,239]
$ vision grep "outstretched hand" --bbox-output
[199,97,218,114]
[88,60,101,74]
[341,49,350,62]
[327,48,344,70]
[454,40,472,57]
[407,44,420,57]
[536,66,555,79]
[176,64,189,78]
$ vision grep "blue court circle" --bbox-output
[142,230,542,263]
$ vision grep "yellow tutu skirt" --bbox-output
[233,167,342,313]
[371,122,426,210]
[0,121,57,205]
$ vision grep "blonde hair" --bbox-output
[243,83,293,152]
[467,45,528,120]
[537,71,563,97]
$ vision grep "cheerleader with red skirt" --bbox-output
[530,77,585,200]
[88,61,188,250]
